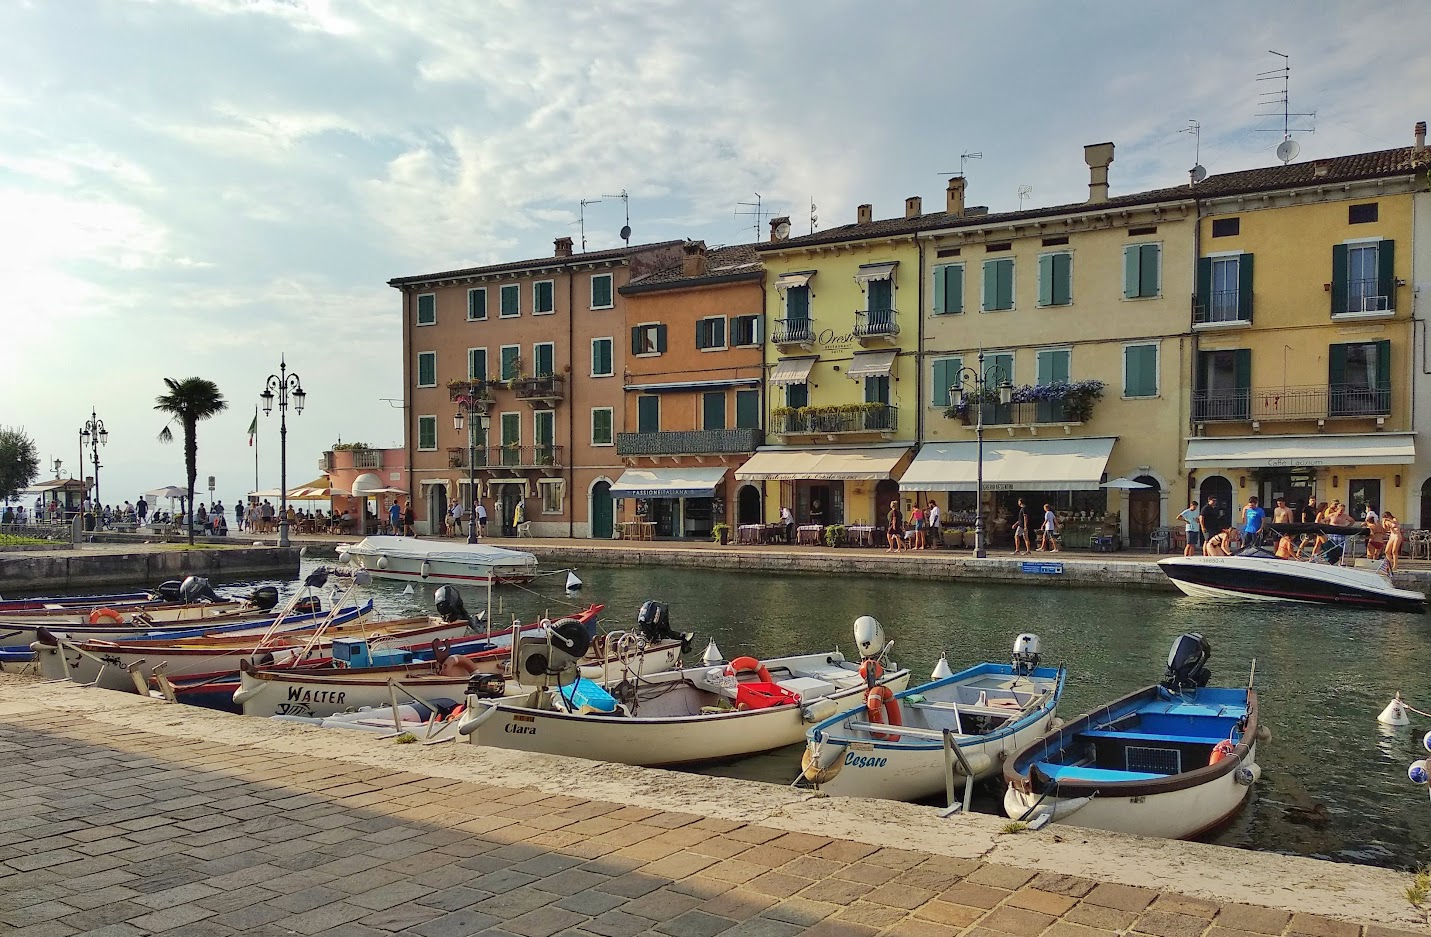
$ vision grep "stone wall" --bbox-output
[0,546,301,593]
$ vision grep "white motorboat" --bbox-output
[1003,633,1263,840]
[337,536,538,587]
[799,634,1063,802]
[456,610,910,768]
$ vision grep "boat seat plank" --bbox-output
[845,720,959,741]
[1036,762,1166,783]
[908,701,1026,718]
[1081,729,1222,746]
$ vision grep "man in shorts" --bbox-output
[1178,500,1202,556]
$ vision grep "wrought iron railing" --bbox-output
[772,318,814,345]
[854,309,898,338]
[773,404,897,435]
[1338,277,1396,315]
[1193,290,1247,325]
[1192,383,1392,423]
[616,428,763,457]
[963,400,1081,426]
[513,375,566,401]
[448,379,497,402]
[447,445,564,469]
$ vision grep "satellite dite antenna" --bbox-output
[1257,50,1314,164]
[603,189,631,245]
[809,197,818,234]
[1017,185,1032,209]
[735,193,775,241]
[1182,120,1207,184]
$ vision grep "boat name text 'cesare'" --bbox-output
[844,752,888,768]
[286,687,346,705]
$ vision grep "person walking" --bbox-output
[448,500,463,538]
[780,505,794,544]
[885,500,905,552]
[927,501,941,550]
[136,497,148,526]
[1036,503,1060,552]
[403,502,415,537]
[1011,498,1032,555]
[1239,496,1265,550]
[388,499,402,536]
[475,501,488,537]
[910,502,926,550]
[1178,500,1202,557]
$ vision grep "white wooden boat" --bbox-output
[1002,634,1263,840]
[337,536,538,587]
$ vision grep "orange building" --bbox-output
[611,242,766,539]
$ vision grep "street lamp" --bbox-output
[949,349,1013,559]
[261,356,306,548]
[79,407,108,508]
[454,402,491,544]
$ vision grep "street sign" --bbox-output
[1020,562,1064,575]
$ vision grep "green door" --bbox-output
[591,481,613,539]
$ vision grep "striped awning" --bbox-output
[769,357,817,386]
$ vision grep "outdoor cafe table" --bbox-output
[737,524,765,545]
[796,524,824,546]
[846,525,877,547]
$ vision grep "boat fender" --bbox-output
[1049,717,1066,731]
[1209,740,1236,765]
[457,702,499,736]
[88,608,125,625]
[955,752,994,778]
[1424,731,1431,754]
[802,697,838,724]
[1410,759,1431,785]
[1256,725,1273,743]
[801,742,847,785]
[1235,763,1261,786]
[377,556,388,570]
[865,685,902,741]
[726,656,772,684]
[420,561,430,580]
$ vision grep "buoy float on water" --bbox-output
[565,571,582,592]
[931,652,953,681]
[701,640,724,667]
[1378,692,1410,727]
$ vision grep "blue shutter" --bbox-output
[932,265,945,314]
[1139,245,1159,297]
[1124,247,1139,299]
[1038,255,1053,306]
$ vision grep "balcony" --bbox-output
[853,309,898,343]
[318,451,334,473]
[513,375,565,407]
[772,317,814,348]
[772,404,897,438]
[447,445,565,472]
[1192,384,1392,423]
[1335,278,1397,317]
[616,428,764,458]
[351,449,381,469]
[1193,290,1250,327]
[447,380,496,412]
[965,400,1080,427]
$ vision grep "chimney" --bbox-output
[553,236,573,257]
[1416,121,1427,155]
[946,177,966,217]
[1084,142,1115,204]
[857,204,873,225]
[681,240,708,278]
[905,196,922,219]
[769,215,791,242]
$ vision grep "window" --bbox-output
[1334,240,1394,314]
[499,283,520,318]
[1041,236,1069,247]
[416,293,436,325]
[539,479,564,515]
[467,348,487,381]
[980,352,1014,423]
[1123,344,1158,399]
[467,288,487,321]
[1329,340,1391,416]
[735,389,760,429]
[532,342,555,377]
[981,259,1014,311]
[591,407,614,446]
[1194,349,1251,421]
[533,280,555,315]
[1123,243,1161,299]
[786,382,808,409]
[731,314,762,347]
[1036,349,1071,421]
[631,323,666,356]
[931,356,963,407]
[1347,479,1382,521]
[1212,217,1240,238]
[864,376,890,405]
[590,338,613,377]
[417,415,437,450]
[637,395,660,433]
[500,412,521,446]
[534,410,555,463]
[1197,253,1254,324]
[867,279,893,311]
[417,352,436,387]
[696,317,727,350]
[1037,253,1072,307]
[785,284,810,321]
[499,345,520,381]
[591,273,614,309]
[1349,203,1379,225]
[932,264,963,315]
[702,392,726,430]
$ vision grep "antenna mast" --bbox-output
[1182,120,1201,165]
[602,189,631,245]
[735,193,774,242]
[1257,51,1315,162]
[578,197,604,251]
[809,197,818,235]
[938,151,983,178]
[1017,185,1032,210]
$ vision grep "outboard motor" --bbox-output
[464,672,506,699]
[434,585,468,623]
[292,596,322,615]
[1162,632,1212,692]
[156,580,184,603]
[636,600,694,652]
[247,586,279,611]
[1012,633,1041,675]
[179,576,221,604]
[853,615,887,660]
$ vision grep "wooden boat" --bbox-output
[337,536,538,587]
[0,579,277,630]
[800,635,1063,802]
[1002,633,1263,840]
[0,590,157,613]
[0,596,331,653]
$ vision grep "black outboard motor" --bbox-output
[247,586,280,611]
[636,600,694,653]
[179,576,221,604]
[292,596,322,615]
[434,585,468,623]
[465,673,506,698]
[156,580,184,603]
[1161,632,1212,692]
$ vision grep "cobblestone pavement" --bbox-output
[0,714,1421,937]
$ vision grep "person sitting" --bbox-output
[432,640,479,678]
[1274,535,1295,559]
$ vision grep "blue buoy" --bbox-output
[1409,759,1430,785]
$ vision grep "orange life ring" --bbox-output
[1209,739,1236,765]
[725,656,772,684]
[864,685,903,741]
[88,608,125,625]
[859,659,884,684]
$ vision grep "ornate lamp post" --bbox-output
[260,357,306,548]
[454,402,491,544]
[949,349,1012,559]
[79,407,108,508]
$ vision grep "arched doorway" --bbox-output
[590,481,613,539]
[737,485,761,525]
[875,478,900,522]
[1128,475,1162,547]
[1198,475,1233,522]
[1420,478,1431,529]
[426,484,447,537]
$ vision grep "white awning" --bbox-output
[1184,433,1416,468]
[846,349,898,380]
[735,448,911,481]
[774,271,813,292]
[609,467,728,499]
[351,472,384,495]
[900,438,1117,492]
[769,357,817,386]
[854,261,898,285]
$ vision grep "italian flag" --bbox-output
[247,411,258,447]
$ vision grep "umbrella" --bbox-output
[1101,478,1152,489]
[366,486,407,495]
[145,486,187,499]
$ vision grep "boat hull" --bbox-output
[338,536,538,587]
[1157,556,1425,613]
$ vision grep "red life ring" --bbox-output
[859,659,884,684]
[88,608,125,625]
[725,656,772,683]
[1209,739,1236,765]
[864,685,903,741]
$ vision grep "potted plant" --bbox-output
[824,524,847,547]
[711,523,731,545]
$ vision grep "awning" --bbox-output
[736,447,910,481]
[774,271,814,292]
[854,261,898,285]
[625,377,761,393]
[770,357,817,386]
[351,472,383,495]
[609,467,728,499]
[846,349,897,380]
[1184,433,1416,468]
[900,438,1117,492]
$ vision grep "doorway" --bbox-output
[426,485,448,537]
[591,481,613,539]
[1198,476,1234,519]
[1259,471,1315,515]
[875,479,900,525]
[1127,475,1161,547]
[737,485,761,525]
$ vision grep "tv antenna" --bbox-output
[1257,51,1314,163]
[1017,185,1032,209]
[1182,120,1207,183]
[809,197,818,235]
[938,151,983,178]
[603,189,631,245]
[577,196,604,251]
[735,193,775,241]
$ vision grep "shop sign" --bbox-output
[816,328,858,349]
[1020,562,1064,576]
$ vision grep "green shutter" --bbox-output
[469,349,486,380]
[593,275,612,307]
[1379,240,1396,309]
[868,280,892,311]
[417,294,435,323]
[787,383,808,408]
[703,392,726,430]
[593,408,611,445]
[501,346,519,380]
[1196,257,1212,315]
[932,359,951,406]
[535,344,553,376]
[656,324,668,353]
[983,261,998,311]
[948,265,963,313]
[638,395,659,433]
[1139,245,1159,297]
[1375,339,1391,392]
[1124,247,1139,299]
[1124,347,1143,397]
[713,318,725,348]
[418,353,434,386]
[1038,255,1053,306]
[1237,253,1254,321]
[469,290,486,320]
[1331,243,1348,315]
[1053,253,1071,305]
[1233,348,1251,393]
[932,265,945,314]
[787,285,809,320]
[735,390,759,429]
[695,320,706,350]
[631,327,641,355]
[1328,342,1346,388]
[1000,261,1014,309]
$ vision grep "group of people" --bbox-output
[884,500,942,551]
[1010,498,1062,554]
[444,500,490,538]
[1179,493,1406,571]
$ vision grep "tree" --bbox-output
[155,378,228,545]
[0,426,39,503]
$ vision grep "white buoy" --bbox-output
[566,571,582,592]
[1410,759,1430,785]
[701,639,724,666]
[931,652,954,681]
[402,583,415,596]
[1424,730,1431,754]
[1378,693,1411,727]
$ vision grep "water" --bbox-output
[240,559,1431,870]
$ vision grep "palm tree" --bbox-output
[155,378,228,545]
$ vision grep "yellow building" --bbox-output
[904,144,1197,547]
[1183,134,1430,524]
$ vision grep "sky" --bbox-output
[1,0,1428,508]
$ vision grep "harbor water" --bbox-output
[249,559,1431,869]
